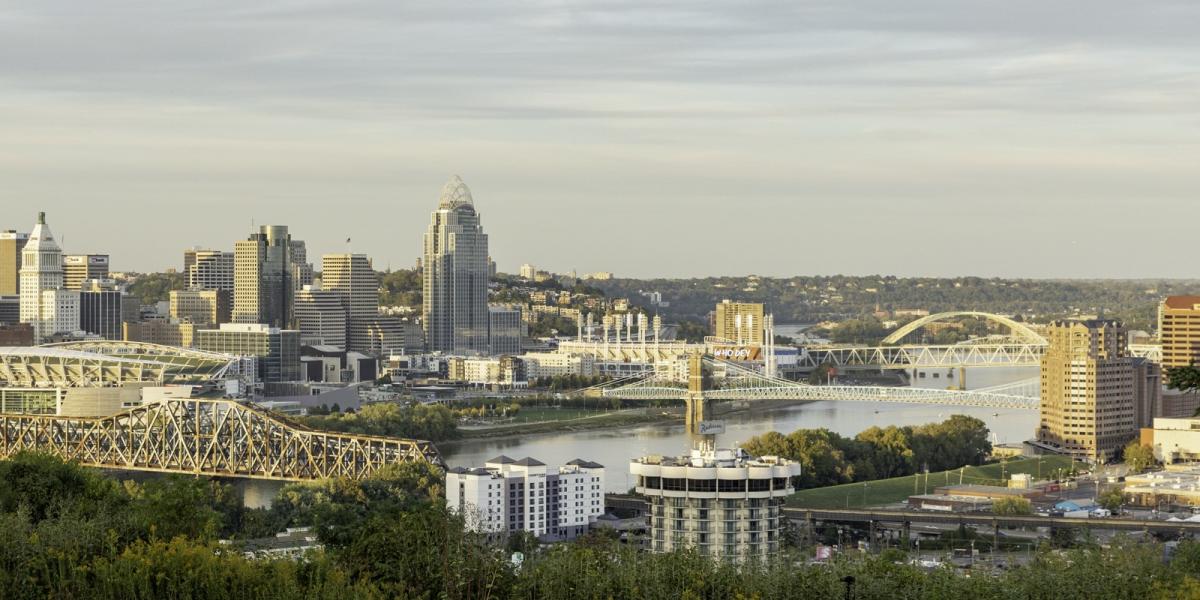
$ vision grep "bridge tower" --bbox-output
[685,352,717,450]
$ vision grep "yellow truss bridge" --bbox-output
[0,398,441,481]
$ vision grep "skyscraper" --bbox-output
[322,254,378,353]
[19,212,79,343]
[290,239,314,290]
[233,225,296,328]
[423,176,490,354]
[0,230,29,296]
[62,254,110,290]
[1038,319,1153,462]
[1159,296,1200,370]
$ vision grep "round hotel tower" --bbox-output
[631,448,800,561]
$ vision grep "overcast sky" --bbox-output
[1,1,1198,278]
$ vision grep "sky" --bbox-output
[1,1,1198,278]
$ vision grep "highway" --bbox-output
[604,495,1200,534]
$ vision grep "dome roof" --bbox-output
[438,175,474,209]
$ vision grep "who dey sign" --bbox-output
[709,345,762,361]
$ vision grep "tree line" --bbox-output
[6,451,1200,598]
[741,415,993,489]
[298,402,459,442]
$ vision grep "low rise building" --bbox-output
[447,456,605,541]
[1143,418,1200,464]
[523,352,596,381]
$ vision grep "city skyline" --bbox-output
[3,2,1200,279]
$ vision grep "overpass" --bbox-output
[0,397,441,481]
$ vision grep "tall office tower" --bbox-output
[487,256,497,279]
[170,289,231,325]
[1039,319,1148,462]
[187,250,234,291]
[79,279,123,340]
[289,239,314,290]
[234,225,294,328]
[294,285,347,348]
[63,254,110,290]
[519,264,536,280]
[1159,296,1200,370]
[322,254,378,353]
[0,230,29,296]
[488,305,522,356]
[423,176,490,354]
[713,300,765,345]
[19,212,77,343]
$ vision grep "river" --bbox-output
[442,365,1040,493]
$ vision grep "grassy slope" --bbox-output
[787,455,1076,509]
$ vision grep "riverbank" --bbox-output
[456,409,680,439]
[454,399,818,440]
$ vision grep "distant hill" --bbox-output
[591,276,1200,331]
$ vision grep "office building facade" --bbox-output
[321,254,377,353]
[79,280,123,340]
[1038,319,1148,462]
[196,323,300,383]
[0,230,28,296]
[293,286,348,349]
[447,456,605,540]
[423,176,490,354]
[187,250,235,292]
[63,254,110,290]
[124,319,195,347]
[488,305,523,356]
[170,289,231,326]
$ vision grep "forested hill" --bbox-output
[592,276,1200,330]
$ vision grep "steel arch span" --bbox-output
[0,398,442,481]
[881,311,1046,345]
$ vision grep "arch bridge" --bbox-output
[881,311,1046,345]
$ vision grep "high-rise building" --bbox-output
[447,456,605,540]
[79,279,123,340]
[1160,296,1200,370]
[0,230,29,296]
[423,176,490,354]
[187,250,234,292]
[713,300,765,345]
[519,264,536,280]
[234,226,296,328]
[294,285,347,348]
[632,448,799,561]
[63,254,110,290]
[322,254,378,353]
[196,323,300,383]
[19,212,79,344]
[488,305,522,356]
[170,289,231,325]
[1038,319,1154,462]
[0,296,19,325]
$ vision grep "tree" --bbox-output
[993,497,1032,515]
[1125,442,1157,473]
[1169,365,1200,394]
[1099,487,1125,513]
[125,271,187,305]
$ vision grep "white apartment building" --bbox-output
[446,456,605,541]
[522,352,596,380]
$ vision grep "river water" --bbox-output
[442,365,1040,493]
